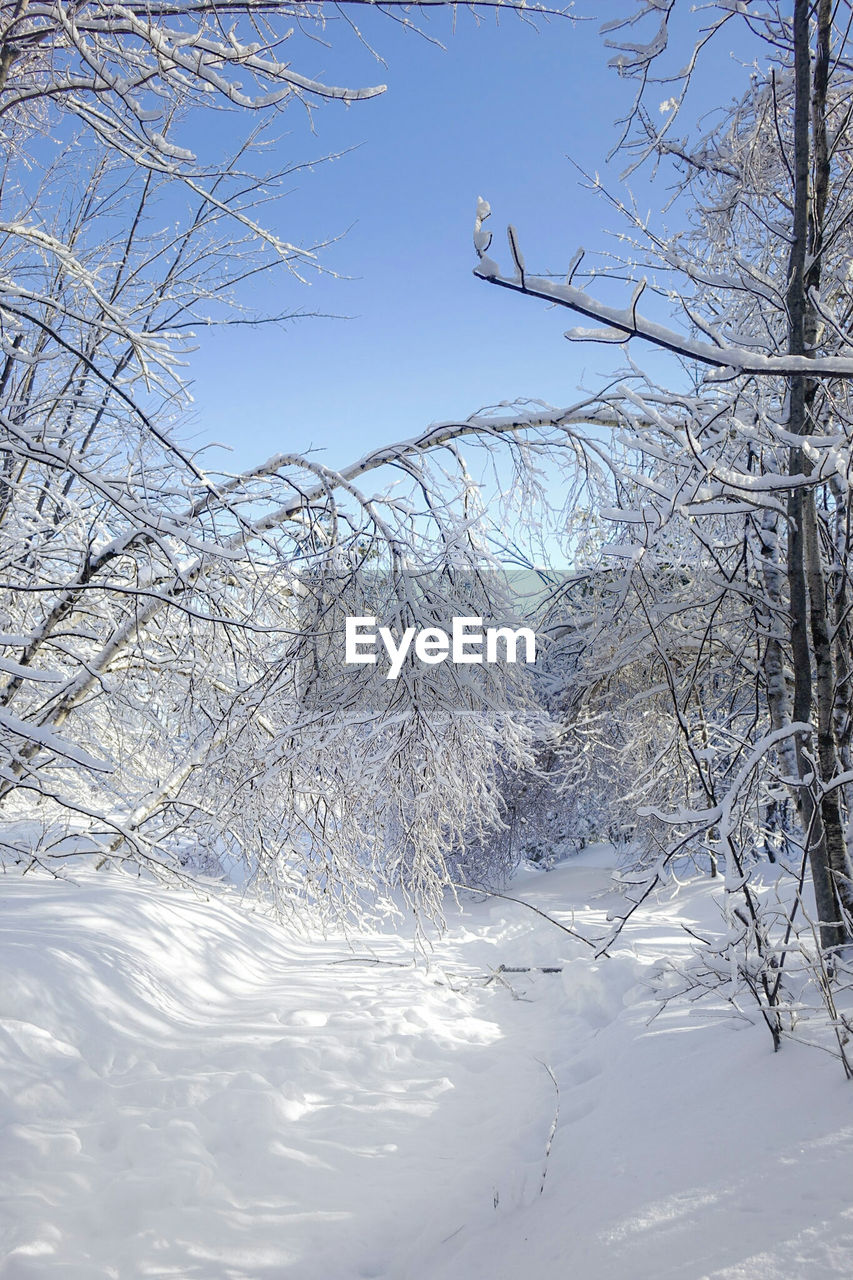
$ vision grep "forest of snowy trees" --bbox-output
[2,0,853,1074]
[3,4,853,1277]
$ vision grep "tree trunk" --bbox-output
[785,0,850,948]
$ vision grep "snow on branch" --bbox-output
[472,204,853,378]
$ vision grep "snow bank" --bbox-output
[0,855,851,1278]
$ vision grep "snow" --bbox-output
[472,249,853,378]
[0,658,61,684]
[0,710,113,774]
[1,852,851,1279]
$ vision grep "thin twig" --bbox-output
[453,882,600,950]
[537,1059,560,1195]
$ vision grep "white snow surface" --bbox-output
[1,851,852,1279]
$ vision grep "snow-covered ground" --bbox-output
[1,851,851,1280]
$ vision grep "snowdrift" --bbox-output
[1,854,851,1279]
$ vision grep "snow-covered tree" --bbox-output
[475,2,853,1060]
[1,1,602,922]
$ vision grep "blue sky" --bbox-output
[184,6,752,478]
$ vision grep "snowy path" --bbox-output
[1,854,852,1279]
